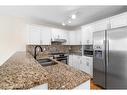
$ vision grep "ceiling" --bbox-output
[0,6,127,30]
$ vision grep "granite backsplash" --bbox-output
[26,45,82,56]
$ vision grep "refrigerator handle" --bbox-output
[106,40,109,71]
[105,39,109,88]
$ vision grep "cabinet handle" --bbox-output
[86,62,89,66]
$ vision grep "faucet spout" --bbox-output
[34,45,43,59]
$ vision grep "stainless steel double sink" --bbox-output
[37,58,58,66]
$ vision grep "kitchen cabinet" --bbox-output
[51,28,69,45]
[92,18,110,32]
[81,25,93,45]
[28,25,41,45]
[27,25,51,45]
[68,55,73,67]
[69,55,93,77]
[68,55,82,69]
[81,18,110,45]
[69,31,76,45]
[110,12,127,29]
[30,83,48,90]
[69,30,81,45]
[73,80,90,89]
[73,55,81,69]
[40,26,51,45]
[75,30,82,45]
[81,56,93,77]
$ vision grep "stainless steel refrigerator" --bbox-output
[93,26,127,89]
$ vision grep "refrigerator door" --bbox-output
[93,30,106,88]
[107,26,127,89]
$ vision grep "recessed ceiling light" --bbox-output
[62,22,65,26]
[68,20,71,23]
[71,14,76,19]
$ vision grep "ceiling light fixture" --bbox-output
[71,14,76,19]
[68,20,71,24]
[62,22,65,26]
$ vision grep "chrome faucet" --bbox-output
[34,45,43,59]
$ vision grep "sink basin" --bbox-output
[37,58,58,66]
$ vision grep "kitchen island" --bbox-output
[0,52,90,90]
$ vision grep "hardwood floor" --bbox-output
[90,79,103,90]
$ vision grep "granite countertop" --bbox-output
[0,52,90,90]
[44,59,90,89]
[0,52,49,89]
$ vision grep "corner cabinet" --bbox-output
[27,25,51,45]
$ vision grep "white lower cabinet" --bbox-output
[69,55,93,77]
[73,80,90,90]
[30,83,48,90]
[82,56,93,77]
[69,55,73,67]
[68,55,82,69]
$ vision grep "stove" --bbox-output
[51,53,68,64]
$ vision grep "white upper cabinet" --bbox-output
[81,25,93,45]
[110,12,127,29]
[69,31,76,45]
[27,24,51,45]
[51,28,67,39]
[28,25,41,45]
[69,29,82,45]
[75,29,82,45]
[92,18,110,32]
[40,26,51,45]
[51,28,69,45]
[81,18,110,45]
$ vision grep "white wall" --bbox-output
[0,16,27,65]
[0,16,71,66]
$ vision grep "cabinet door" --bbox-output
[69,55,73,67]
[51,28,60,40]
[81,56,91,75]
[81,25,93,45]
[74,55,81,69]
[28,25,41,45]
[85,60,90,75]
[40,26,51,45]
[85,56,93,77]
[69,31,76,45]
[87,57,93,77]
[72,55,77,68]
[75,30,82,45]
[92,18,110,32]
[81,56,87,72]
[110,12,127,28]
[61,30,69,45]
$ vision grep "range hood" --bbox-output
[51,38,67,43]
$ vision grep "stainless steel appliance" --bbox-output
[51,53,68,64]
[83,45,93,57]
[93,26,127,89]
